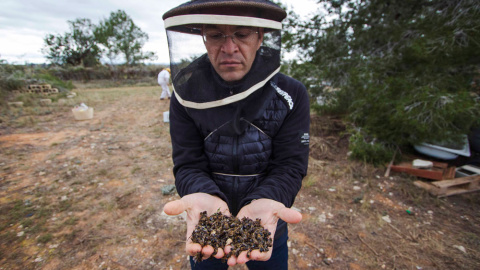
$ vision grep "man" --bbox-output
[158,67,171,100]
[162,0,310,269]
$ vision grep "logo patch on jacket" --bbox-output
[271,81,294,110]
[300,132,310,146]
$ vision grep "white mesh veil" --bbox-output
[163,0,286,109]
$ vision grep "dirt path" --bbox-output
[0,86,191,269]
[1,86,479,270]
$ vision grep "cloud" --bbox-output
[0,0,317,64]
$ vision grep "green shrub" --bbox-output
[0,64,28,92]
[348,128,396,167]
[34,70,74,92]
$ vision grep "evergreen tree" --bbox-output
[284,0,480,148]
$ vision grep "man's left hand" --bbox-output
[226,199,302,266]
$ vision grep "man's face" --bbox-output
[203,25,263,82]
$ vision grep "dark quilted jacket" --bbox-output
[169,72,310,239]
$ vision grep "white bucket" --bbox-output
[163,111,170,123]
[72,107,94,120]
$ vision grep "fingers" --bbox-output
[163,200,186,215]
[201,246,225,260]
[235,250,250,264]
[249,248,272,261]
[227,248,273,266]
[224,245,232,254]
[276,207,302,224]
[186,244,214,259]
[213,247,225,259]
[187,245,225,261]
[200,245,215,260]
[227,255,237,266]
[186,242,202,257]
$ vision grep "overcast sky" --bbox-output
[0,0,321,65]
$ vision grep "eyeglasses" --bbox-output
[202,29,259,46]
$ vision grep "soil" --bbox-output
[0,85,479,270]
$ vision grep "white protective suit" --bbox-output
[157,69,171,99]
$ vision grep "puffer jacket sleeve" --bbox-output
[169,94,229,203]
[240,75,310,208]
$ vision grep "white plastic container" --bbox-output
[414,135,471,160]
[72,107,94,120]
[455,165,480,178]
[163,111,170,123]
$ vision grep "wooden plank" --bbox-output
[443,166,456,179]
[414,181,440,196]
[432,161,449,169]
[431,176,479,188]
[390,159,456,181]
[442,187,480,197]
[391,163,446,181]
[414,175,480,197]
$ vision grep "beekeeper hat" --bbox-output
[162,0,285,109]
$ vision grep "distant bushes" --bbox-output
[0,64,29,92]
[48,65,161,81]
[0,64,74,93]
[0,63,164,94]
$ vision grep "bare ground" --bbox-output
[0,86,479,270]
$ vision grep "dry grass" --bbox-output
[0,85,479,270]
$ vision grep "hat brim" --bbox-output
[163,0,286,22]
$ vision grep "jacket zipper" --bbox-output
[233,135,239,173]
[232,135,239,215]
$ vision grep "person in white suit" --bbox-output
[158,68,171,100]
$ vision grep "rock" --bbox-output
[8,102,23,107]
[323,258,333,265]
[162,185,176,195]
[39,99,52,106]
[57,98,68,105]
[382,215,392,223]
[453,245,467,253]
[318,213,327,223]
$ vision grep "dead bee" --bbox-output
[189,211,273,260]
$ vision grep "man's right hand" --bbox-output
[163,193,230,261]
